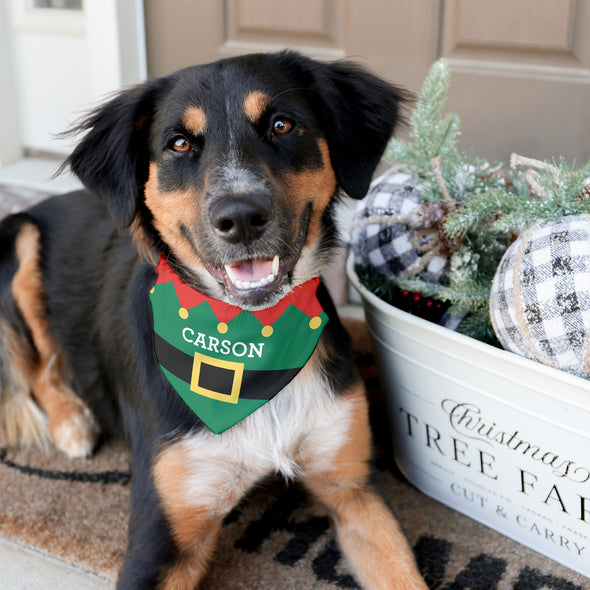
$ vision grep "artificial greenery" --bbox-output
[355,264,450,324]
[356,59,590,343]
[445,156,590,237]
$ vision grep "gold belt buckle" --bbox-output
[190,352,244,404]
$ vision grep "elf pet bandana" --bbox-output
[149,256,328,434]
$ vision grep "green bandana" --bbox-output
[149,255,328,434]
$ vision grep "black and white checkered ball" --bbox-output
[490,215,590,376]
[350,168,447,281]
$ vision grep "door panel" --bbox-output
[227,0,344,50]
[449,0,574,52]
[441,0,590,163]
[221,0,346,60]
[144,0,439,88]
[145,0,590,164]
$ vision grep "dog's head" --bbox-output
[67,51,406,308]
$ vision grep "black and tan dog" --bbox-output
[0,52,427,589]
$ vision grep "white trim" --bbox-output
[84,0,147,98]
[0,0,146,183]
[0,2,22,167]
[117,0,148,83]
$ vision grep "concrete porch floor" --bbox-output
[0,537,114,590]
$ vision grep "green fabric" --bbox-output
[149,277,327,434]
[160,367,268,434]
[151,282,326,371]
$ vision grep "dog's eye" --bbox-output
[170,137,191,153]
[272,118,293,136]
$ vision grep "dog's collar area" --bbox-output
[149,255,328,433]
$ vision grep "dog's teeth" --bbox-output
[225,257,281,291]
[224,264,237,283]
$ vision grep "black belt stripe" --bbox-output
[154,333,300,401]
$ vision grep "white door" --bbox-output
[0,0,146,168]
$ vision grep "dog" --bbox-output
[0,51,427,589]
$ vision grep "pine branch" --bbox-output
[396,276,446,299]
[443,188,521,238]
[439,281,490,313]
[409,60,453,151]
[386,60,460,185]
[532,159,590,216]
[356,59,590,347]
[487,157,590,232]
[458,309,502,346]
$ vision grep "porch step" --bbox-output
[0,537,114,590]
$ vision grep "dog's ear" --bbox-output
[65,78,169,227]
[312,59,409,199]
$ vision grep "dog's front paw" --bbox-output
[50,396,100,458]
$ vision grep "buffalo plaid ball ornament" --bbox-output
[490,215,590,376]
[351,168,448,282]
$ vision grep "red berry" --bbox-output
[401,290,410,297]
[426,299,433,308]
[413,292,422,303]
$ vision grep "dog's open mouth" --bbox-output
[196,205,313,306]
[207,245,300,304]
[224,255,280,291]
[202,213,310,305]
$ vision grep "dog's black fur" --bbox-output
[0,52,427,589]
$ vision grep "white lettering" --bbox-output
[182,327,195,343]
[183,329,265,359]
[232,342,248,357]
[248,342,265,358]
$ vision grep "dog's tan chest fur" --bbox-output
[154,365,354,513]
[152,366,356,590]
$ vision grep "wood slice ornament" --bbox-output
[350,167,450,282]
[489,215,590,376]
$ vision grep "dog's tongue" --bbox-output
[228,257,274,282]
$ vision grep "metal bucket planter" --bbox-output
[348,258,590,577]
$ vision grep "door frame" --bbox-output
[0,0,146,166]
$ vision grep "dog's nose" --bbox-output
[209,194,271,245]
